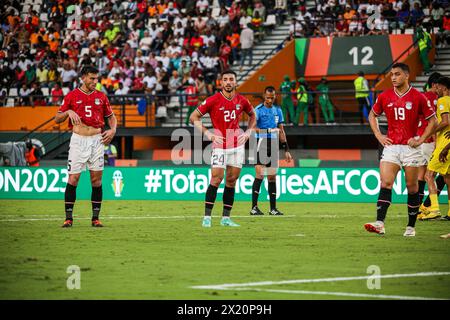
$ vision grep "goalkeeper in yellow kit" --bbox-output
[424,76,450,221]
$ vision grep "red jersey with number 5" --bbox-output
[372,86,435,145]
[58,88,114,129]
[196,91,254,149]
[417,91,439,142]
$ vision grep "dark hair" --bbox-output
[80,65,99,76]
[436,76,450,89]
[221,70,237,79]
[264,86,276,93]
[427,72,442,86]
[391,63,410,73]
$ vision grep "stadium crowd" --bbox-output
[290,0,449,38]
[0,0,289,107]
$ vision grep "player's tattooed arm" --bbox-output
[439,141,450,163]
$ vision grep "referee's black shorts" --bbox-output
[256,137,280,168]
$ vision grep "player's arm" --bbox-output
[55,94,81,125]
[433,113,449,134]
[278,123,292,162]
[409,115,437,147]
[190,108,224,143]
[102,113,117,145]
[369,109,392,146]
[439,141,450,163]
[238,108,256,145]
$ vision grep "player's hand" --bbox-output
[238,131,251,145]
[444,131,450,140]
[439,147,450,163]
[205,131,224,144]
[285,151,293,162]
[376,134,393,147]
[407,137,422,148]
[101,129,116,145]
[67,110,81,126]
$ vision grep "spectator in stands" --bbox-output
[332,14,349,37]
[184,78,199,125]
[438,10,450,47]
[30,82,46,106]
[196,0,210,16]
[169,69,183,109]
[410,2,425,27]
[190,60,202,80]
[396,3,411,30]
[289,18,303,38]
[60,64,78,89]
[19,83,31,106]
[240,23,254,71]
[431,2,445,28]
[178,59,191,79]
[51,83,64,105]
[226,31,240,65]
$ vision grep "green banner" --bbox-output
[0,167,445,203]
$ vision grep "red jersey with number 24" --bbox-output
[372,86,435,145]
[197,92,254,149]
[58,88,114,129]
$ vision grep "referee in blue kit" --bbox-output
[250,86,292,216]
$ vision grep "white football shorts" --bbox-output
[380,144,423,167]
[211,145,245,169]
[67,133,104,174]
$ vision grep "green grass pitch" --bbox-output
[0,200,449,300]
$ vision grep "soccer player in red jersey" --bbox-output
[55,66,117,228]
[189,70,256,227]
[416,72,442,219]
[365,63,437,237]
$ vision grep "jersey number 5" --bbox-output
[224,110,236,122]
[85,105,92,118]
[394,107,405,120]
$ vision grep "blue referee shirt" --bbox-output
[255,103,284,139]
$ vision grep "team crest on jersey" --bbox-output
[236,104,241,110]
[95,98,101,105]
[405,102,412,110]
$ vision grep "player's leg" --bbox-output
[89,170,104,227]
[441,174,450,221]
[422,174,446,208]
[63,173,81,227]
[365,155,400,234]
[87,135,106,227]
[424,168,441,219]
[403,166,420,236]
[417,165,428,219]
[202,166,224,227]
[250,164,265,215]
[62,133,89,227]
[267,167,283,215]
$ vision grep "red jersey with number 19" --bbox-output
[197,91,254,149]
[372,86,435,145]
[58,88,114,129]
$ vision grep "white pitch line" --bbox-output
[0,215,298,222]
[191,271,450,290]
[228,287,445,300]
